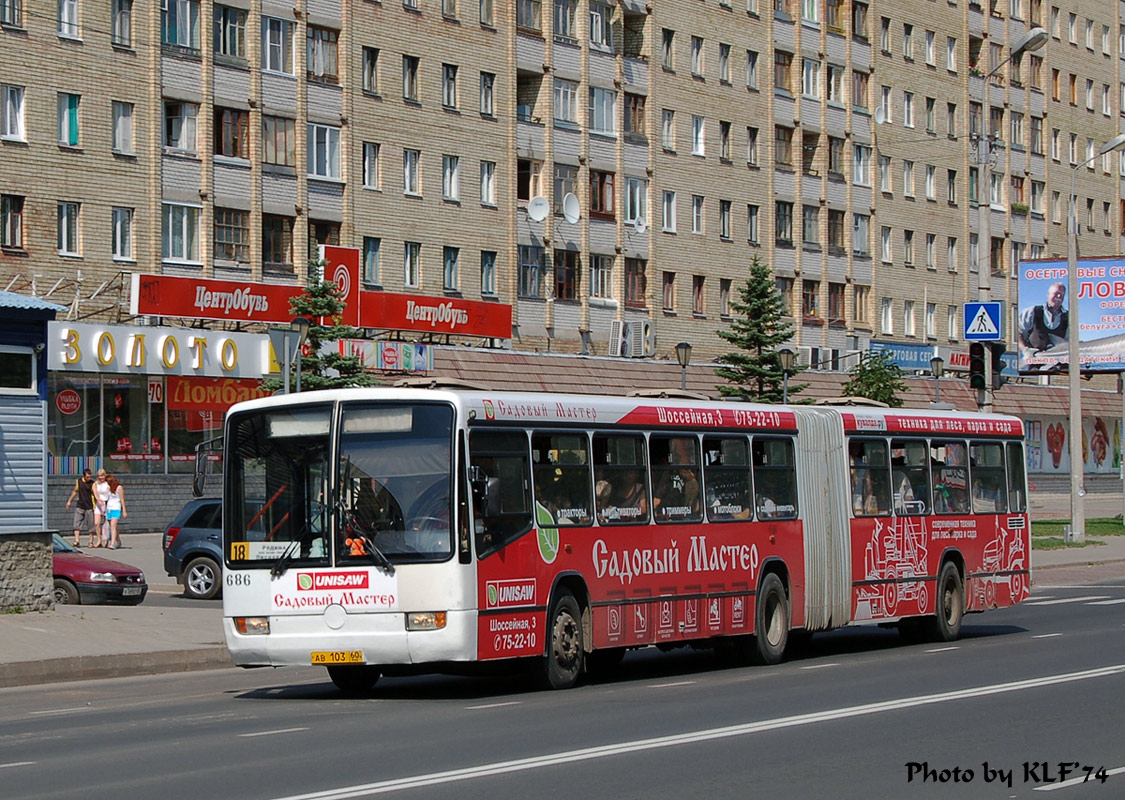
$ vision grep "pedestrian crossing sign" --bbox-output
[963,302,1003,341]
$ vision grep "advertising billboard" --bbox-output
[1016,257,1125,374]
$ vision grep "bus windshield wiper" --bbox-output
[362,535,396,576]
[270,539,300,578]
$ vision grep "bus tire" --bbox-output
[753,573,789,665]
[327,665,381,694]
[539,590,583,689]
[926,562,964,642]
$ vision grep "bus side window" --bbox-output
[703,435,752,522]
[931,440,970,514]
[848,438,891,517]
[753,437,798,519]
[531,432,593,526]
[593,434,649,525]
[468,430,532,555]
[1006,441,1027,512]
[890,439,930,515]
[650,435,703,523]
[970,441,1008,514]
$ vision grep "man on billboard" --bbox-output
[1018,281,1067,357]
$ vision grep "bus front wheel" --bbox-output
[754,573,789,665]
[926,562,964,642]
[539,590,583,689]
[327,665,381,694]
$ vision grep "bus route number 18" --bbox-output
[230,542,250,561]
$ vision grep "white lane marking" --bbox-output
[1087,599,1125,606]
[1033,765,1125,792]
[799,663,840,671]
[0,762,35,769]
[649,681,696,688]
[27,707,91,716]
[19,627,49,633]
[1024,596,1111,606]
[465,702,521,710]
[239,727,309,738]
[925,646,959,653]
[1032,634,1063,639]
[268,664,1125,800]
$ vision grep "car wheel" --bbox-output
[53,578,80,605]
[183,557,222,600]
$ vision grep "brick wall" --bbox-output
[0,534,52,612]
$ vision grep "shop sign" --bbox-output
[359,292,512,339]
[55,389,81,414]
[869,341,937,371]
[48,321,270,379]
[167,376,272,412]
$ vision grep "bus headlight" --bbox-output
[234,616,271,635]
[406,611,447,631]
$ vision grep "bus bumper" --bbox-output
[223,609,477,667]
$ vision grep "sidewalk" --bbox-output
[1,517,1123,689]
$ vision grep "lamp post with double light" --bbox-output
[973,26,1047,412]
[1064,132,1125,543]
[779,347,796,405]
[292,316,311,392]
[675,342,692,391]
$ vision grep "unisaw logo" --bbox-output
[482,399,496,420]
[297,571,370,591]
[486,579,536,609]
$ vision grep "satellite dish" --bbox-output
[634,218,647,234]
[527,196,549,222]
[562,192,581,224]
[874,105,886,125]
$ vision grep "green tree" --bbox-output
[842,351,907,407]
[261,261,380,393]
[715,256,805,402]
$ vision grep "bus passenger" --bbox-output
[611,469,648,521]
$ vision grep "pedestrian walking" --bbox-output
[65,468,96,547]
[93,469,112,547]
[103,474,127,549]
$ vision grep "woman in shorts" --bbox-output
[103,474,127,549]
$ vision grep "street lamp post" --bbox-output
[675,342,692,391]
[974,26,1048,413]
[930,355,944,403]
[779,347,796,405]
[1065,133,1125,543]
[292,316,311,393]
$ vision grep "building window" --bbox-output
[775,125,793,165]
[692,115,705,155]
[661,28,675,70]
[661,109,675,150]
[214,208,249,263]
[801,280,819,318]
[747,126,759,164]
[719,199,731,239]
[852,70,869,109]
[904,229,915,264]
[591,254,612,298]
[362,47,380,93]
[554,163,577,213]
[215,107,249,158]
[480,160,496,205]
[263,215,293,269]
[481,251,497,295]
[852,144,870,185]
[554,0,576,39]
[947,305,957,339]
[305,26,338,82]
[57,92,79,146]
[827,209,845,254]
[589,87,617,135]
[480,72,495,116]
[925,302,936,337]
[904,300,915,336]
[692,195,704,233]
[112,101,134,154]
[2,0,23,26]
[719,43,731,83]
[164,101,198,152]
[693,275,705,315]
[589,1,612,50]
[776,201,793,245]
[880,298,893,333]
[774,51,792,92]
[516,0,540,30]
[443,0,457,17]
[720,278,732,317]
[625,258,646,308]
[107,206,132,261]
[363,237,381,284]
[442,154,460,201]
[261,17,292,73]
[801,58,819,98]
[802,204,819,247]
[404,241,421,288]
[443,246,460,291]
[555,79,579,124]
[881,225,892,262]
[925,233,936,268]
[747,204,760,243]
[690,35,704,75]
[517,159,542,202]
[661,190,676,231]
[262,116,295,166]
[853,213,869,256]
[363,142,381,189]
[854,285,869,324]
[518,244,545,297]
[746,50,758,88]
[403,148,421,194]
[1,195,23,249]
[213,5,246,58]
[442,63,459,108]
[828,282,845,324]
[625,93,646,137]
[947,236,958,271]
[162,203,199,262]
[480,0,493,26]
[1,84,25,140]
[307,124,341,179]
[57,0,78,36]
[553,250,578,299]
[402,55,420,101]
[112,0,133,46]
[592,171,616,219]
[625,177,647,227]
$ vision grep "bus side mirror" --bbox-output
[484,477,502,518]
[469,466,502,518]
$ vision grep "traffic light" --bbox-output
[990,342,1007,391]
[969,342,987,391]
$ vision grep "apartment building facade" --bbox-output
[3,0,1125,484]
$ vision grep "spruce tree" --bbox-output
[842,350,907,407]
[261,261,380,393]
[715,256,805,402]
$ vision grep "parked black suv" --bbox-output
[163,498,223,600]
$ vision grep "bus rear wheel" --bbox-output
[539,590,583,689]
[327,665,381,694]
[925,562,964,642]
[754,573,789,665]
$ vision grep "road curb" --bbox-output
[1033,557,1125,571]
[0,647,234,689]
